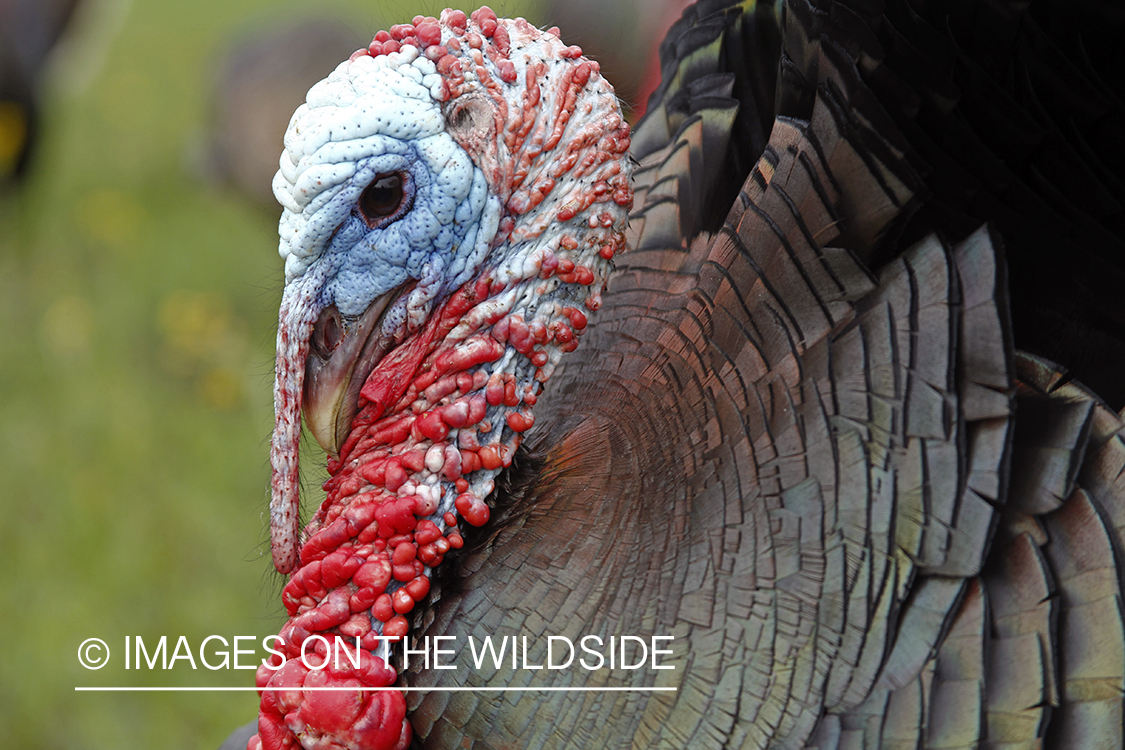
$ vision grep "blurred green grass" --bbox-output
[0,1,539,747]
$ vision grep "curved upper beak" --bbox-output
[303,292,398,456]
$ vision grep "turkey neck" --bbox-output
[284,176,633,643]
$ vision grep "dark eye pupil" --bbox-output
[358,174,404,226]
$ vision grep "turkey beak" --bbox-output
[303,294,396,456]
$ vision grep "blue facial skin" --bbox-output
[292,138,496,325]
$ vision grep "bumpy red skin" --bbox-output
[254,7,632,749]
[251,652,408,750]
[253,265,614,749]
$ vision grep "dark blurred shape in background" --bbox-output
[206,17,364,210]
[204,1,682,213]
[543,0,694,116]
[0,0,84,184]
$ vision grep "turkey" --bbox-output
[237,2,1125,749]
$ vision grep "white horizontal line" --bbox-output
[75,686,678,692]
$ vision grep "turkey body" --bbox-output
[244,2,1125,749]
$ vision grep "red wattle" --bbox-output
[253,651,409,750]
[358,325,439,422]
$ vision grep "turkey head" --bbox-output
[258,8,631,749]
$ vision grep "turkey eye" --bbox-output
[358,173,407,227]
